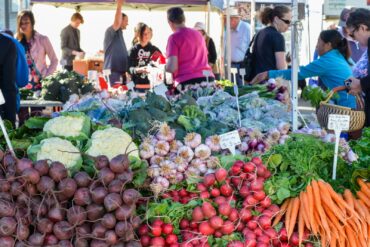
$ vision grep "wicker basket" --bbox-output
[317,86,365,132]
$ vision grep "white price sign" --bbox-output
[127,81,135,91]
[0,90,5,105]
[219,130,241,155]
[154,83,168,100]
[328,114,350,131]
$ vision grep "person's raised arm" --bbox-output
[112,0,125,31]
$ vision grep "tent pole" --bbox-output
[207,1,211,34]
[250,0,255,37]
[226,0,231,81]
[291,0,299,131]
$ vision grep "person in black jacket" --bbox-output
[60,12,85,71]
[128,23,161,91]
[0,34,17,126]
[194,22,219,79]
[346,8,370,127]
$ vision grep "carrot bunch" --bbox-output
[273,179,370,247]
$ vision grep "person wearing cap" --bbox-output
[165,7,214,91]
[224,8,251,85]
[337,8,366,63]
[194,22,219,79]
[60,12,85,71]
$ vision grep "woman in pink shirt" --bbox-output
[165,7,214,91]
[16,10,58,90]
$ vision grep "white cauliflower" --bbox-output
[86,127,139,160]
[43,113,91,139]
[28,137,82,172]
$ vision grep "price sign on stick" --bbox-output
[127,81,135,91]
[328,114,350,180]
[103,69,111,89]
[202,70,211,83]
[230,68,242,128]
[239,68,246,85]
[0,90,14,156]
[219,130,241,155]
[154,83,169,100]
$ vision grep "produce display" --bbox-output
[0,77,369,247]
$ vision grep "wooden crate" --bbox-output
[73,59,104,76]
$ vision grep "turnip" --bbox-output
[91,240,109,247]
[67,206,86,226]
[37,218,53,234]
[105,230,118,245]
[108,179,124,193]
[110,154,129,173]
[91,186,108,204]
[36,176,55,193]
[0,200,15,217]
[16,223,29,240]
[34,160,49,176]
[10,181,22,196]
[53,221,73,240]
[21,167,40,184]
[0,180,10,193]
[199,222,215,235]
[92,223,107,238]
[49,162,68,182]
[98,167,115,186]
[74,171,91,187]
[95,155,109,170]
[44,234,59,245]
[58,178,77,198]
[102,213,117,229]
[28,232,45,246]
[59,240,74,247]
[16,158,33,174]
[115,204,134,221]
[48,206,65,222]
[86,204,105,221]
[0,217,16,236]
[73,188,92,206]
[116,170,133,183]
[122,188,140,205]
[0,237,15,247]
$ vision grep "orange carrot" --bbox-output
[272,198,290,227]
[306,184,318,235]
[287,197,300,238]
[298,202,304,246]
[345,225,357,247]
[318,181,347,224]
[312,180,331,240]
[357,191,370,208]
[285,198,294,236]
[338,231,346,247]
[343,189,355,210]
[299,192,311,230]
[357,178,370,196]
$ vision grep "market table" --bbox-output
[20,99,64,114]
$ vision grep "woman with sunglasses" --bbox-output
[251,29,356,109]
[345,8,370,127]
[251,6,291,78]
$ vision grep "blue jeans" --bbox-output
[231,63,243,86]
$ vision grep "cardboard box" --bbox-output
[73,59,104,76]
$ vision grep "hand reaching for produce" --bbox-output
[250,71,268,85]
[135,67,150,74]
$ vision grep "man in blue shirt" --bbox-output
[224,9,251,86]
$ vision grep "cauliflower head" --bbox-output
[27,137,82,173]
[43,112,91,140]
[86,127,139,160]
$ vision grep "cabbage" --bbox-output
[85,127,139,160]
[27,137,82,174]
[43,112,91,141]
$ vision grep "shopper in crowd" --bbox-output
[251,30,356,109]
[1,31,28,113]
[131,22,143,47]
[128,23,162,92]
[346,8,370,127]
[252,5,291,77]
[103,0,129,85]
[16,10,58,90]
[0,33,17,126]
[60,12,85,71]
[194,22,219,80]
[224,8,250,85]
[337,8,366,63]
[165,7,214,91]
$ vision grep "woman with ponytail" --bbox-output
[251,29,356,108]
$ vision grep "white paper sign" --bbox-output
[219,130,241,155]
[239,68,246,85]
[230,68,238,74]
[127,81,135,91]
[0,90,5,105]
[103,69,111,76]
[327,114,350,180]
[154,83,168,100]
[328,114,350,131]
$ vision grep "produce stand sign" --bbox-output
[202,70,212,83]
[153,83,169,100]
[219,130,241,155]
[239,68,246,85]
[127,81,135,91]
[230,68,242,128]
[328,114,350,180]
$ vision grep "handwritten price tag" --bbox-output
[127,81,135,91]
[328,114,350,131]
[219,130,241,155]
[154,83,168,100]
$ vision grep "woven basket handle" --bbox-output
[322,86,347,104]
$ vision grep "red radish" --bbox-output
[262,210,274,218]
[210,188,220,197]
[227,241,244,247]
[162,193,171,199]
[214,196,226,205]
[218,203,232,216]
[197,183,207,192]
[250,180,264,191]
[180,197,190,204]
[246,195,259,206]
[220,220,234,235]
[243,162,255,173]
[279,228,288,241]
[290,232,299,246]
[140,235,151,246]
[230,163,242,175]
[247,220,258,230]
[251,157,262,165]
[162,223,174,235]
[239,186,250,198]
[255,206,265,213]
[264,228,278,239]
[200,191,210,199]
[151,225,162,237]
[220,184,233,197]
[179,219,189,229]
[247,173,257,182]
[244,230,256,240]
[165,234,178,244]
[150,237,165,246]
[259,215,271,229]
[272,239,280,247]
[257,235,270,244]
[280,243,292,247]
[209,216,223,229]
[253,191,266,201]
[260,197,272,208]
[203,174,216,187]
[170,244,180,247]
[214,231,223,238]
[192,207,204,222]
[264,170,271,178]
[256,165,267,177]
[254,227,263,236]
[198,222,215,235]
[202,202,216,219]
[240,208,252,222]
[179,189,188,197]
[236,222,245,231]
[231,177,242,187]
[240,172,248,180]
[190,221,198,229]
[268,205,280,214]
[228,208,239,222]
[138,224,149,236]
[152,219,164,227]
[215,168,228,182]
[173,196,180,202]
[305,243,314,247]
[244,239,257,247]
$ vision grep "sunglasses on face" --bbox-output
[279,17,291,25]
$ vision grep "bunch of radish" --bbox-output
[0,152,142,247]
[272,227,312,247]
[138,220,179,247]
[162,188,198,204]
